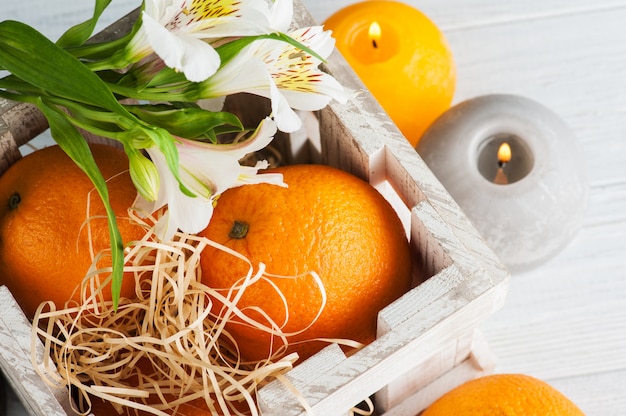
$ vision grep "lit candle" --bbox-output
[369,21,380,49]
[324,1,456,147]
[417,94,589,273]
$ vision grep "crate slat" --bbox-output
[379,329,496,415]
[0,100,48,175]
[0,286,74,416]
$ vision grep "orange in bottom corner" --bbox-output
[421,373,585,416]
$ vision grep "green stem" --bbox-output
[47,96,123,123]
[105,82,195,102]
[84,54,138,72]
[65,32,134,60]
[41,97,129,142]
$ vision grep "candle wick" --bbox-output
[372,39,378,49]
[498,160,508,169]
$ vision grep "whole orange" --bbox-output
[422,373,585,416]
[0,143,145,318]
[324,0,456,147]
[198,164,413,363]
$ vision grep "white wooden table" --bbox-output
[3,0,626,414]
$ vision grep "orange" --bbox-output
[88,393,248,416]
[89,396,249,416]
[324,0,456,147]
[0,143,145,318]
[422,373,585,415]
[198,164,413,363]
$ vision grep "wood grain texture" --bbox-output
[0,287,73,416]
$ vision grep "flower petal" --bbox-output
[202,53,272,97]
[269,81,303,132]
[167,191,215,236]
[237,161,286,187]
[198,25,352,132]
[142,11,221,82]
[281,73,355,109]
[164,0,279,37]
[292,26,336,61]
[269,0,294,32]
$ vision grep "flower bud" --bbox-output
[127,148,160,202]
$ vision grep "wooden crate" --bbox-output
[0,1,510,415]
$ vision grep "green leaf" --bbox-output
[0,20,128,115]
[0,74,47,96]
[56,0,112,48]
[126,104,244,140]
[63,12,139,62]
[37,99,125,310]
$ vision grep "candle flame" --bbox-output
[369,21,381,48]
[498,142,512,165]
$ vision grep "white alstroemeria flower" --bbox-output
[130,0,289,82]
[135,117,285,240]
[269,0,294,32]
[199,26,355,132]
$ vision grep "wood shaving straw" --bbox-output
[28,209,337,416]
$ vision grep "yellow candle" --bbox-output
[348,20,399,64]
[324,1,456,147]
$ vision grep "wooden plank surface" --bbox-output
[3,0,626,415]
[379,1,625,415]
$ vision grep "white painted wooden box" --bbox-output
[0,1,509,415]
